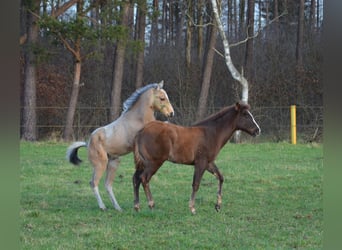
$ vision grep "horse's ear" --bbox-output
[158,80,164,89]
[235,102,241,111]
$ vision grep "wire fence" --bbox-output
[21,106,323,143]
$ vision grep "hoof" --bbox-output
[100,207,107,211]
[148,204,155,210]
[215,204,221,212]
[134,205,140,212]
[190,208,196,215]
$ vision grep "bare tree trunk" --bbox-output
[211,0,248,103]
[63,59,81,141]
[22,0,40,141]
[162,0,167,44]
[316,0,320,28]
[174,1,182,49]
[310,0,316,29]
[233,0,238,39]
[211,0,249,142]
[227,0,233,36]
[197,0,204,63]
[185,0,193,68]
[197,23,217,120]
[273,0,279,39]
[63,0,84,141]
[244,0,255,81]
[150,0,159,48]
[296,0,304,71]
[110,1,130,120]
[135,0,146,89]
[239,0,246,40]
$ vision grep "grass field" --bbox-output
[20,141,323,249]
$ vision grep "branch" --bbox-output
[185,12,214,28]
[51,0,79,18]
[230,11,287,48]
[58,34,79,60]
[20,0,79,45]
[213,11,288,58]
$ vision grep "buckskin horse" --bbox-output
[66,81,174,211]
[133,102,260,214]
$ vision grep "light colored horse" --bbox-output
[66,81,174,211]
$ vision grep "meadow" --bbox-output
[20,141,323,249]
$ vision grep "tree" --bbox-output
[185,0,193,68]
[150,0,159,48]
[62,0,86,140]
[110,0,131,120]
[296,0,305,71]
[135,0,147,89]
[21,0,80,141]
[197,16,217,119]
[211,0,249,142]
[39,0,110,140]
[21,0,40,141]
[244,0,255,81]
[211,0,249,103]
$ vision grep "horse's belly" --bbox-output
[106,143,132,157]
[168,148,195,165]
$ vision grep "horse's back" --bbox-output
[89,117,136,157]
[137,121,205,165]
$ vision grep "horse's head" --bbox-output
[235,102,261,137]
[151,80,175,117]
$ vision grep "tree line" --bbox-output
[20,0,323,141]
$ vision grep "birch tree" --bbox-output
[210,0,249,142]
[210,0,249,103]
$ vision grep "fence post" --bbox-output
[290,105,297,144]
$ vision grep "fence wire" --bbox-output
[20,106,323,142]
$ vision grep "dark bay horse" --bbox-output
[66,81,174,211]
[133,102,260,214]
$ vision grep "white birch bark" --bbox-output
[210,0,249,103]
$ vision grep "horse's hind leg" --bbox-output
[133,169,143,211]
[88,142,108,210]
[141,173,155,210]
[90,166,107,210]
[105,158,122,211]
[207,162,224,212]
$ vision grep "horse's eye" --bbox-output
[160,97,165,101]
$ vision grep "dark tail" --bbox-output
[66,141,87,165]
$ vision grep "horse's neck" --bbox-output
[211,112,238,147]
[124,99,155,125]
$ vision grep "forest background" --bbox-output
[19,0,323,142]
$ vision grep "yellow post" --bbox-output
[290,105,297,144]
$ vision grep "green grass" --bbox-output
[20,141,323,249]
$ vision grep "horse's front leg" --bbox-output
[208,162,224,212]
[133,169,143,211]
[189,162,207,215]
